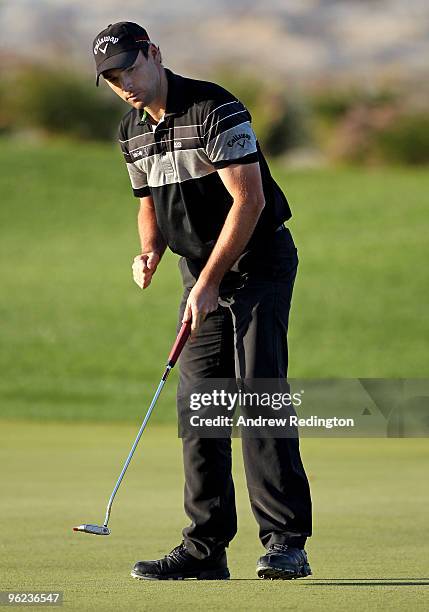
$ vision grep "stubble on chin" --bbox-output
[128,99,145,110]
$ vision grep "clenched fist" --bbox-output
[132,252,160,289]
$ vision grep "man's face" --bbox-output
[103,47,161,110]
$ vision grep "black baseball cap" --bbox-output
[92,21,150,86]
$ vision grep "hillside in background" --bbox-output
[0,0,428,88]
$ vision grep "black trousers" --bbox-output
[176,228,312,559]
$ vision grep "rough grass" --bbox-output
[0,140,428,422]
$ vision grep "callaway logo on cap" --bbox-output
[92,21,150,86]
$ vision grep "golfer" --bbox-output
[92,21,312,580]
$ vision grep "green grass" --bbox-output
[0,139,428,422]
[0,422,427,610]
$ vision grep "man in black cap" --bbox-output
[92,21,312,581]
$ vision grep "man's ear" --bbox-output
[151,44,162,63]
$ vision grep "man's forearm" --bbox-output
[199,197,264,287]
[180,162,265,334]
[138,197,167,256]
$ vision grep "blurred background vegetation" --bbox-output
[1,63,429,166]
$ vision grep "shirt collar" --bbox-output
[135,68,186,126]
[164,68,187,117]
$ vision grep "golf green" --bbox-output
[0,422,427,610]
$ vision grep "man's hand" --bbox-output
[182,279,219,340]
[132,252,160,289]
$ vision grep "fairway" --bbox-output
[0,422,428,610]
[0,140,428,423]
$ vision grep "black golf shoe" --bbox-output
[131,542,230,580]
[256,544,312,580]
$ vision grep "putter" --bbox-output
[73,320,191,536]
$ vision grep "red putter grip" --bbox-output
[167,321,191,367]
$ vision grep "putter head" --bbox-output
[73,524,110,536]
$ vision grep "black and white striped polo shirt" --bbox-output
[119,68,292,261]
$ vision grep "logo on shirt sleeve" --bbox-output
[227,133,251,148]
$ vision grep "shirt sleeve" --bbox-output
[118,121,151,198]
[201,92,259,169]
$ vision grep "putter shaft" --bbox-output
[103,367,171,527]
[74,320,191,536]
[103,320,191,527]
